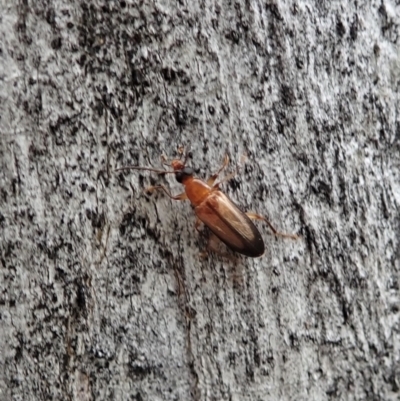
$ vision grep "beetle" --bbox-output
[116,153,298,257]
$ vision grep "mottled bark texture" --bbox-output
[1,1,399,400]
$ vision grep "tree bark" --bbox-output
[1,1,399,400]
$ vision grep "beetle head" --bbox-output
[175,166,194,183]
[170,159,185,171]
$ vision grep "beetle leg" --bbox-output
[205,233,238,261]
[194,217,203,232]
[211,171,238,189]
[146,185,188,200]
[246,212,299,240]
[207,232,223,253]
[207,155,230,186]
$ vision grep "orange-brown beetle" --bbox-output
[116,153,297,257]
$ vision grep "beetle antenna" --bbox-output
[115,166,176,174]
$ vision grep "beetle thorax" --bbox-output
[183,177,213,207]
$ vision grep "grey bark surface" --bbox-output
[1,1,399,400]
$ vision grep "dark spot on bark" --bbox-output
[336,17,346,37]
[161,67,176,82]
[90,211,105,229]
[289,332,300,350]
[226,30,240,44]
[281,84,296,106]
[46,8,56,26]
[175,106,187,126]
[51,37,62,50]
[312,179,332,204]
[119,210,137,236]
[350,15,358,41]
[296,57,304,69]
[265,3,283,20]
[221,103,230,114]
[131,68,144,86]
